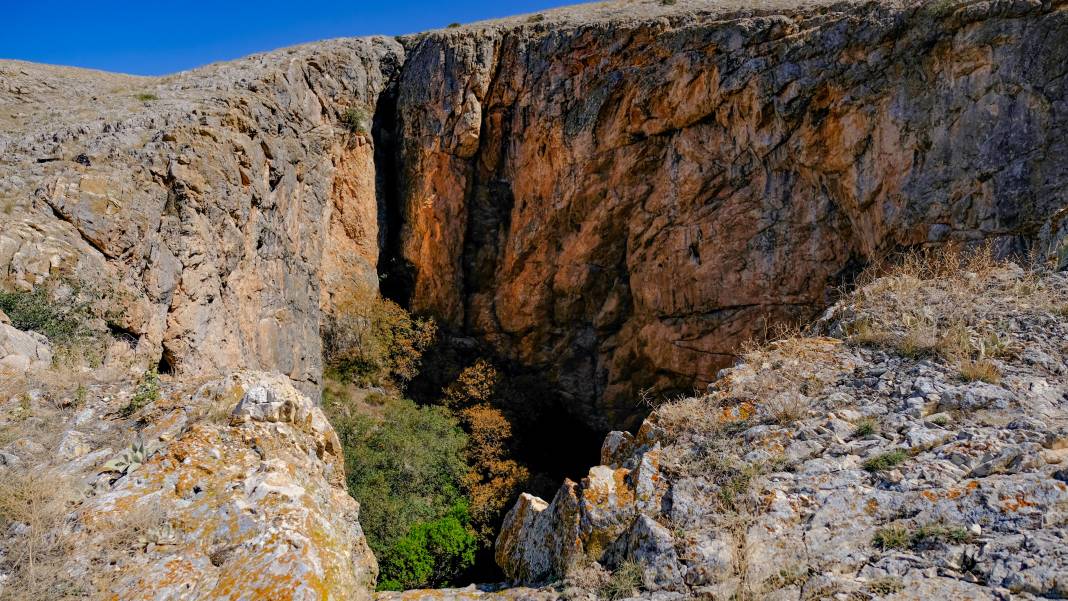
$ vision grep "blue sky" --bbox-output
[2,1,575,76]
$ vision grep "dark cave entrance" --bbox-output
[402,333,609,583]
[366,81,615,585]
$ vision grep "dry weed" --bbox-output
[0,471,83,600]
[958,358,1001,384]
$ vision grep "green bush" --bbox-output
[872,525,911,550]
[863,449,908,472]
[121,368,161,417]
[376,502,477,591]
[0,283,97,348]
[324,388,473,587]
[341,107,370,135]
[599,560,644,600]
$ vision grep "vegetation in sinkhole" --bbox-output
[322,293,531,590]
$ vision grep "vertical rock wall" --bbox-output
[391,0,1068,428]
[0,38,403,393]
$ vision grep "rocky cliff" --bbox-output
[1,0,1068,599]
[4,0,1067,431]
[496,259,1068,599]
[390,0,1068,429]
[1,37,401,394]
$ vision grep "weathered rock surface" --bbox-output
[4,0,1067,428]
[496,264,1068,599]
[0,369,377,600]
[3,1,1068,599]
[391,0,1068,429]
[0,321,52,372]
[1,37,402,393]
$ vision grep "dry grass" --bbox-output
[659,332,842,436]
[958,358,1001,384]
[0,471,83,600]
[843,242,1065,374]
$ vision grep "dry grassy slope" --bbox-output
[495,254,1068,599]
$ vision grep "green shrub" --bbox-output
[121,368,160,417]
[872,525,911,550]
[324,388,471,581]
[0,282,97,348]
[135,93,158,102]
[599,560,643,600]
[852,418,878,438]
[341,107,370,134]
[863,449,908,472]
[873,522,972,552]
[323,293,436,388]
[912,523,971,546]
[376,502,477,590]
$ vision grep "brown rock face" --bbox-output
[3,1,1067,430]
[389,0,1068,429]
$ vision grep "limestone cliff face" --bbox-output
[0,37,401,393]
[390,0,1068,428]
[4,1,1066,428]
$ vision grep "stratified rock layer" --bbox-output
[392,0,1068,428]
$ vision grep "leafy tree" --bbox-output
[376,502,477,591]
[442,358,497,408]
[323,291,436,387]
[324,388,473,587]
[460,403,529,544]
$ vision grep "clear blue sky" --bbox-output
[2,1,576,76]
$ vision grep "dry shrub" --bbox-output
[0,471,82,600]
[323,290,436,388]
[656,335,841,436]
[958,358,1001,384]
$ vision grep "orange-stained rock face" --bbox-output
[390,1,1068,429]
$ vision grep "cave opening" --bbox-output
[362,88,612,586]
[402,332,610,583]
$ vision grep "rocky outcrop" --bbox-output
[495,263,1068,599]
[391,0,1068,428]
[0,321,52,372]
[0,37,402,393]
[0,368,377,600]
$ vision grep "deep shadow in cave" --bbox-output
[404,333,612,583]
[366,84,624,584]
